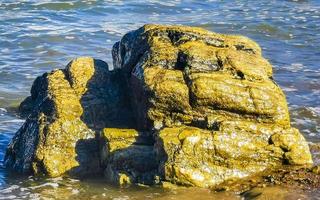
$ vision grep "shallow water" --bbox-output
[0,0,319,199]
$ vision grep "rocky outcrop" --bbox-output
[5,57,134,177]
[5,25,313,188]
[111,25,312,187]
[112,25,289,130]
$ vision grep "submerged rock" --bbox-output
[5,25,313,188]
[242,187,303,200]
[312,166,320,174]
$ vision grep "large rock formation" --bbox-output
[5,25,313,188]
[112,25,289,130]
[5,57,134,177]
[111,25,312,187]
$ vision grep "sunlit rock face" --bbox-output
[112,24,290,130]
[112,24,312,187]
[5,57,134,177]
[5,25,313,188]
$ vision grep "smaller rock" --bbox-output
[270,128,313,165]
[4,57,133,177]
[100,128,157,185]
[155,125,312,188]
[242,187,292,200]
[309,142,320,166]
[312,165,320,175]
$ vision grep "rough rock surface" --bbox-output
[112,25,289,130]
[112,24,313,187]
[100,128,157,185]
[154,126,312,187]
[5,25,313,188]
[5,57,134,177]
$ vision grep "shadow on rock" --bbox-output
[79,59,135,131]
[99,128,159,186]
[70,138,101,178]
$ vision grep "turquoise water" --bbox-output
[0,0,319,199]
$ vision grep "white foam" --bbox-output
[0,119,25,124]
[0,185,20,194]
[29,182,59,190]
[0,195,17,200]
[65,36,75,39]
[282,87,298,92]
[0,108,7,113]
[71,189,79,194]
[113,196,130,200]
[309,107,320,116]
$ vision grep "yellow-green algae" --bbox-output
[112,24,313,187]
[155,125,312,188]
[113,24,291,129]
[5,24,314,189]
[5,57,102,177]
[100,128,139,164]
[100,128,157,186]
[32,58,97,177]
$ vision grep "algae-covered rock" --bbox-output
[312,166,320,174]
[100,128,157,185]
[113,24,312,187]
[155,125,311,188]
[5,24,313,188]
[112,24,289,129]
[5,57,134,177]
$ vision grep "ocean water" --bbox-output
[0,0,319,199]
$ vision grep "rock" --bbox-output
[242,187,299,200]
[112,25,289,130]
[264,167,320,190]
[5,57,134,177]
[154,125,310,188]
[5,25,313,188]
[309,142,320,166]
[270,129,312,165]
[312,166,320,174]
[18,96,34,118]
[100,128,158,185]
[113,24,313,187]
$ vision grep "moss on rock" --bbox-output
[112,24,291,130]
[5,57,134,177]
[113,24,313,187]
[155,125,311,188]
[100,128,157,185]
[5,24,313,188]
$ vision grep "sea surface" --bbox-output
[0,0,319,199]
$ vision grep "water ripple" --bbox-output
[0,0,319,198]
